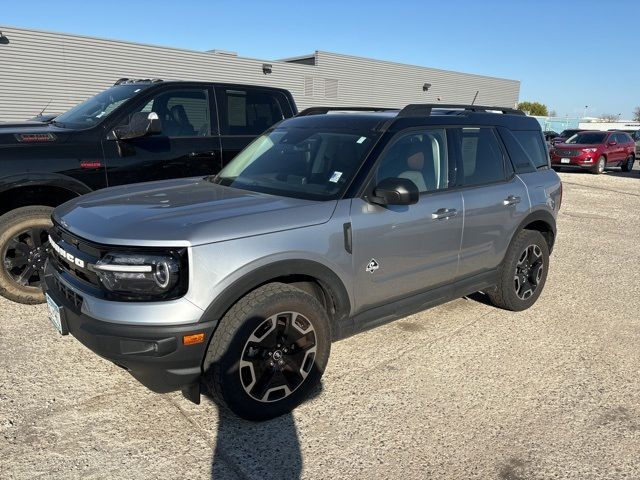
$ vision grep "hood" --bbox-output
[53,178,338,247]
[554,143,600,149]
[0,122,72,145]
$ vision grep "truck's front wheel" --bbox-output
[0,206,53,304]
[203,282,331,421]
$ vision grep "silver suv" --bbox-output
[43,104,562,420]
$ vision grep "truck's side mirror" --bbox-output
[370,177,419,206]
[113,112,162,140]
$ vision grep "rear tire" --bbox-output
[202,282,331,421]
[621,155,635,172]
[487,230,549,312]
[592,156,606,174]
[0,206,53,304]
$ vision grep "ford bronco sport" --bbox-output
[43,104,562,420]
[0,79,296,304]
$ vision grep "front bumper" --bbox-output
[550,153,597,169]
[43,261,216,393]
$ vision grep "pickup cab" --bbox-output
[0,79,297,304]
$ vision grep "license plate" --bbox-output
[561,158,570,164]
[45,293,66,335]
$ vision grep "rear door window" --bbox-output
[216,87,288,135]
[454,127,506,186]
[512,131,549,169]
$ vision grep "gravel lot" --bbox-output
[1,168,639,480]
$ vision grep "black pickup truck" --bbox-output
[0,79,297,304]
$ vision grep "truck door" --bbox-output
[102,86,221,187]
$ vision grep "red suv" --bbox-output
[551,130,636,174]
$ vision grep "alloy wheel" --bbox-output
[239,311,317,403]
[513,244,544,300]
[2,227,49,288]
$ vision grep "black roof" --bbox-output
[281,105,541,132]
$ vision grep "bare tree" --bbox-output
[599,113,618,122]
[634,106,640,122]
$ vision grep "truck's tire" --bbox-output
[486,229,549,312]
[202,282,331,421]
[0,206,53,304]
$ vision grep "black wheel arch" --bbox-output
[515,209,557,253]
[199,259,352,337]
[0,173,91,216]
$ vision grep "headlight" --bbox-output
[91,251,186,300]
[582,148,598,153]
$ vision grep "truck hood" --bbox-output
[53,178,338,247]
[0,123,72,145]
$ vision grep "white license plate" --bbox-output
[45,293,64,335]
[560,158,571,164]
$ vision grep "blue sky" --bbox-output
[3,0,639,119]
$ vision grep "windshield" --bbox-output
[53,85,149,128]
[566,132,606,144]
[213,127,380,200]
[560,129,579,137]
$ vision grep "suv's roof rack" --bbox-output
[397,104,525,117]
[297,106,399,117]
[113,78,164,86]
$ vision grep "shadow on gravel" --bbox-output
[208,382,323,480]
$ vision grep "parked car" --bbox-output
[43,104,561,420]
[0,79,297,304]
[550,128,585,145]
[550,130,636,174]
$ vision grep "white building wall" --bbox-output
[0,26,520,122]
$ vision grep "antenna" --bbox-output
[471,90,479,106]
[38,99,53,117]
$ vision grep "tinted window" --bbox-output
[513,131,549,169]
[130,89,211,137]
[218,88,285,135]
[617,133,632,143]
[54,85,149,128]
[213,127,379,200]
[376,129,449,193]
[566,132,606,144]
[455,128,505,186]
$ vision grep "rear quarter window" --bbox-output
[512,131,549,169]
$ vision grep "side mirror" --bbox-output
[370,177,419,206]
[114,112,162,140]
[608,140,617,146]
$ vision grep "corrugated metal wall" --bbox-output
[0,26,520,122]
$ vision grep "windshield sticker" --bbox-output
[357,136,367,144]
[329,171,343,183]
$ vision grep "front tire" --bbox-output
[203,283,331,421]
[592,156,606,174]
[0,206,53,304]
[487,230,550,312]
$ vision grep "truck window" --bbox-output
[217,88,286,136]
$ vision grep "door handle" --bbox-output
[431,208,458,220]
[188,151,217,158]
[503,195,521,206]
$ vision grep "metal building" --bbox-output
[0,26,520,122]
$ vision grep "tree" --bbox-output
[549,109,557,117]
[517,101,548,116]
[600,113,618,122]
[633,106,640,122]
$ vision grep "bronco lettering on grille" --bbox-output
[48,235,86,269]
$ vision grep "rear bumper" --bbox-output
[43,261,215,393]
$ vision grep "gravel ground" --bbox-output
[1,168,639,480]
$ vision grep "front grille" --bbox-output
[49,225,102,288]
[52,275,83,310]
[555,149,581,157]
